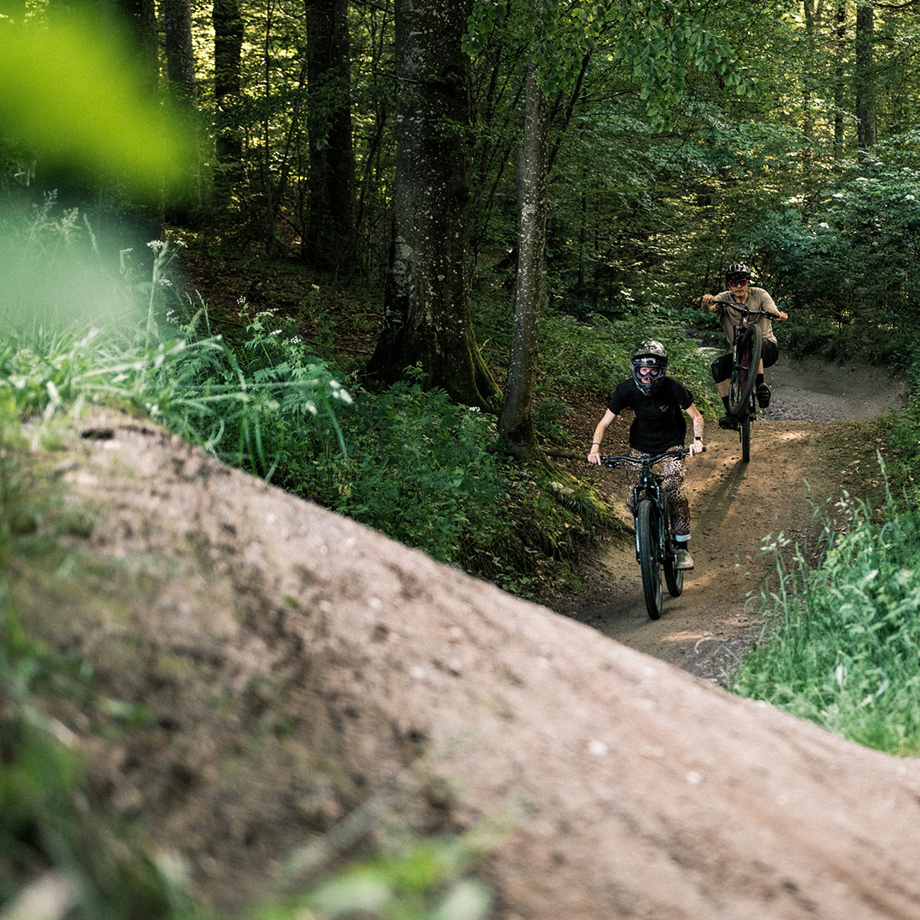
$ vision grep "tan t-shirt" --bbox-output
[712,287,779,346]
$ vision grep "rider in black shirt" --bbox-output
[587,341,704,570]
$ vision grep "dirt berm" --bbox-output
[21,356,920,920]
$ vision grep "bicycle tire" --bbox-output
[660,498,683,597]
[740,408,751,462]
[663,540,684,598]
[728,324,762,417]
[637,500,663,620]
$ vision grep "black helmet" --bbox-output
[726,263,752,285]
[631,340,668,395]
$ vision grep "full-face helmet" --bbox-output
[725,263,752,286]
[630,340,668,395]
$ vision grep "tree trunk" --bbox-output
[212,0,244,201]
[163,0,202,221]
[855,0,877,151]
[302,0,357,272]
[497,50,549,461]
[112,0,158,90]
[801,0,814,145]
[365,0,500,409]
[110,0,165,244]
[834,1,846,158]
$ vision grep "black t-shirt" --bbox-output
[608,377,694,453]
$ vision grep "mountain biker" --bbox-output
[587,340,704,570]
[701,263,788,430]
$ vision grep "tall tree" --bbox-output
[493,0,748,458]
[109,0,165,244]
[834,1,847,157]
[303,0,357,271]
[111,0,158,88]
[364,0,500,408]
[212,0,244,201]
[855,0,877,150]
[163,0,202,219]
[497,47,549,460]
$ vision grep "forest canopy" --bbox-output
[2,0,920,362]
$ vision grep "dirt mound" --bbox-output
[21,374,920,919]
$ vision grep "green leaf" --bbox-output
[0,13,195,198]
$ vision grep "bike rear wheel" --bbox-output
[663,541,684,597]
[637,500,663,620]
[728,325,762,417]
[661,498,683,597]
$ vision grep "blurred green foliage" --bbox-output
[0,11,193,198]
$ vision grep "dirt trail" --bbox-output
[552,358,908,683]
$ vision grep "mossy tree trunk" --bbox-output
[364,0,500,410]
[498,50,549,462]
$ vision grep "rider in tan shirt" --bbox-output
[701,263,788,429]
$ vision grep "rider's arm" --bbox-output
[686,403,704,455]
[588,409,617,464]
[759,290,788,322]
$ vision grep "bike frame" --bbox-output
[600,448,689,618]
[627,463,670,563]
[725,306,773,462]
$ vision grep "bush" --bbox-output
[732,474,920,756]
[297,370,506,569]
[738,153,920,364]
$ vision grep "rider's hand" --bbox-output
[777,311,788,322]
[689,440,704,456]
[701,294,715,309]
[587,448,601,465]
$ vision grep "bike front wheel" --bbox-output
[637,500,663,620]
[728,325,762,417]
[740,408,752,462]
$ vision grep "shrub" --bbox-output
[732,472,920,756]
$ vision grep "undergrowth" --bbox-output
[732,467,920,756]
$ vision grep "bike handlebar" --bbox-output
[728,305,785,322]
[598,447,703,469]
[704,296,785,322]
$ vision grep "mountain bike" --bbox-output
[599,448,697,620]
[725,307,775,463]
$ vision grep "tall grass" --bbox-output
[732,468,920,756]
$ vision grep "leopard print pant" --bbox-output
[624,447,690,537]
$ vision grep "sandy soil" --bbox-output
[549,357,908,683]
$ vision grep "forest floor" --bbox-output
[546,357,907,684]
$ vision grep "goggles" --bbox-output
[634,363,664,378]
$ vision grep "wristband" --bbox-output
[694,437,702,441]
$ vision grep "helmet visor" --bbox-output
[632,357,665,382]
[636,365,663,379]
